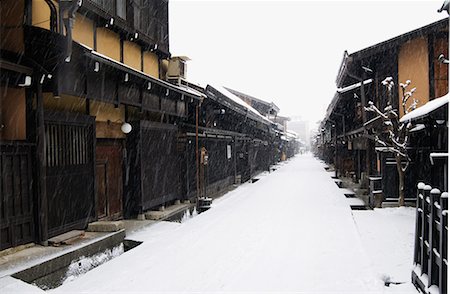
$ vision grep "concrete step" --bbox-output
[48,230,84,246]
[87,221,125,232]
[381,202,400,208]
[145,203,192,220]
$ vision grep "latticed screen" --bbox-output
[45,124,90,167]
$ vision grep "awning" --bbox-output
[85,49,205,100]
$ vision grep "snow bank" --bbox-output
[0,276,45,294]
[352,207,416,284]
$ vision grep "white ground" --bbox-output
[1,154,420,293]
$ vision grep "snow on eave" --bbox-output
[178,84,207,98]
[400,93,449,123]
[224,87,278,111]
[335,50,349,87]
[337,79,373,94]
[409,124,426,132]
[207,85,271,124]
[286,130,298,139]
[87,49,204,99]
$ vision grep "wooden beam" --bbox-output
[36,81,48,246]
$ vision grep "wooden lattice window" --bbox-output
[45,124,90,167]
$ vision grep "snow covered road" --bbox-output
[54,154,392,293]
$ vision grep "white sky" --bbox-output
[169,0,447,128]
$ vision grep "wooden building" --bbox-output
[401,94,448,192]
[0,0,202,249]
[318,18,448,203]
[0,0,291,252]
[177,84,275,200]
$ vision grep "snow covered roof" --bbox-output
[205,85,271,125]
[286,130,298,139]
[400,93,449,123]
[337,79,373,94]
[224,87,280,113]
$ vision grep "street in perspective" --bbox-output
[0,0,448,293]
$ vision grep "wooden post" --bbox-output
[428,188,441,287]
[421,185,432,275]
[195,103,199,200]
[439,192,447,294]
[414,182,425,265]
[36,81,48,245]
[233,137,237,181]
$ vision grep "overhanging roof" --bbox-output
[224,87,280,113]
[85,49,204,100]
[350,18,448,60]
[205,85,271,126]
[336,18,448,87]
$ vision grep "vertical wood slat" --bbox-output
[421,185,432,275]
[439,192,448,294]
[0,152,3,221]
[44,123,91,168]
[43,112,96,239]
[0,144,34,250]
[428,188,440,288]
[413,184,448,294]
[20,155,29,216]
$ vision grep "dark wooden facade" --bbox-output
[44,111,96,238]
[318,18,449,203]
[0,143,35,250]
[412,184,447,294]
[0,0,293,251]
[124,121,181,216]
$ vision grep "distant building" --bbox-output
[288,118,309,148]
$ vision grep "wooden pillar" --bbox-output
[413,182,425,265]
[428,188,441,288]
[421,185,432,275]
[195,103,199,200]
[439,192,448,294]
[36,81,48,245]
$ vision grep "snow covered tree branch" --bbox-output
[364,77,418,206]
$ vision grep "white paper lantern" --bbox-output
[121,122,132,134]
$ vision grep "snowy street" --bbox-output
[41,154,415,293]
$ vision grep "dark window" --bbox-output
[116,0,126,19]
[89,0,121,19]
[434,36,449,98]
[133,0,141,29]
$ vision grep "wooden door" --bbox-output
[95,142,123,220]
[96,160,108,219]
[45,112,95,238]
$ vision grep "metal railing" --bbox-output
[412,182,448,294]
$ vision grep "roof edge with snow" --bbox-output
[400,93,449,123]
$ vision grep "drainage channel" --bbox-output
[350,205,372,210]
[12,236,142,291]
